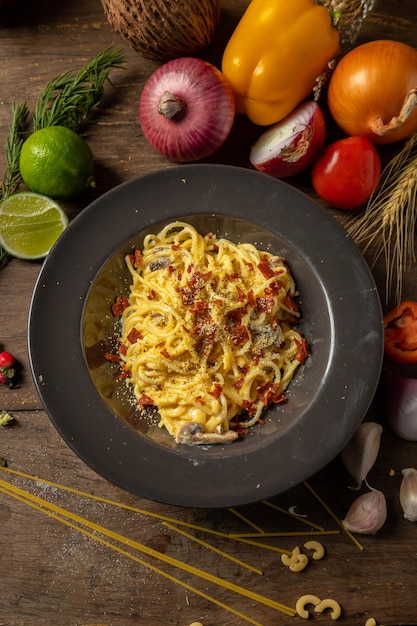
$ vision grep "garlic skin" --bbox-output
[341,421,383,489]
[400,467,417,522]
[342,488,387,534]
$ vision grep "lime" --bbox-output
[0,192,68,260]
[19,126,95,200]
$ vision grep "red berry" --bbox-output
[0,351,15,368]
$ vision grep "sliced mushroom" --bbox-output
[175,422,239,445]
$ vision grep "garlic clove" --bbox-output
[341,421,383,489]
[342,487,387,534]
[399,467,417,522]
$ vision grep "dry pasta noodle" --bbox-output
[109,221,308,445]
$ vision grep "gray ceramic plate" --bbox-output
[28,164,383,508]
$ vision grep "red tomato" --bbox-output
[384,300,417,364]
[311,136,381,210]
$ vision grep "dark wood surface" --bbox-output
[1,1,417,624]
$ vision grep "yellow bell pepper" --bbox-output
[221,0,341,126]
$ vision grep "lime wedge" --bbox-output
[0,192,68,260]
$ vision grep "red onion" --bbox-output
[139,57,235,162]
[249,101,326,178]
[384,368,417,441]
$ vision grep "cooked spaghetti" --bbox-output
[111,221,308,445]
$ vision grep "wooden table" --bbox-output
[1,1,417,624]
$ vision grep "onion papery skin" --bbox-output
[384,368,417,441]
[250,101,326,178]
[328,40,417,145]
[139,57,236,162]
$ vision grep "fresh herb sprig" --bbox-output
[33,46,126,131]
[1,46,125,205]
[2,102,30,200]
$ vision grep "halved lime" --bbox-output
[0,192,68,260]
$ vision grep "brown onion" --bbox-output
[139,57,235,162]
[328,40,417,145]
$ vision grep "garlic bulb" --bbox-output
[342,488,387,534]
[399,467,417,522]
[341,421,383,489]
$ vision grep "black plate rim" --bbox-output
[28,164,384,508]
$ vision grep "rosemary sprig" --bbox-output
[2,101,30,199]
[33,46,126,131]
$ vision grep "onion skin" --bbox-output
[250,101,326,178]
[328,40,417,145]
[384,368,417,441]
[139,57,235,162]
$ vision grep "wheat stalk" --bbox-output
[344,131,417,304]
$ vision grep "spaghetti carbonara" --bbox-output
[111,222,308,445]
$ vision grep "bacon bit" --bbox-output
[160,348,170,358]
[241,399,256,416]
[190,301,209,313]
[195,396,206,405]
[228,272,240,280]
[104,353,120,363]
[283,294,298,313]
[187,263,194,274]
[226,309,243,326]
[252,350,264,365]
[230,421,249,436]
[168,265,176,274]
[232,324,250,345]
[256,296,275,313]
[233,377,245,390]
[132,248,143,267]
[127,328,142,344]
[119,343,127,356]
[244,261,254,270]
[294,336,309,364]
[258,260,275,279]
[138,393,155,410]
[147,290,157,300]
[247,289,255,306]
[111,296,129,316]
[257,380,285,406]
[208,382,222,398]
[118,370,130,379]
[206,232,214,238]
[171,244,181,251]
[268,280,283,295]
[236,286,246,302]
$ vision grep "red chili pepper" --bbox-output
[384,300,417,364]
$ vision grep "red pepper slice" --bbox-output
[384,300,417,364]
